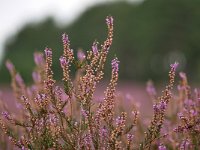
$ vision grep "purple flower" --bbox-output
[127,134,134,141]
[132,110,139,116]
[26,127,32,132]
[5,60,14,73]
[158,144,167,150]
[55,86,62,95]
[54,86,68,101]
[111,57,119,72]
[48,114,58,126]
[159,101,167,110]
[116,116,123,126]
[106,16,114,26]
[153,101,167,113]
[83,134,92,147]
[177,112,184,119]
[32,72,41,83]
[21,95,29,105]
[184,99,194,106]
[2,111,11,120]
[15,73,24,86]
[153,104,160,113]
[34,52,44,66]
[31,85,37,92]
[59,56,68,68]
[81,108,88,118]
[62,33,69,45]
[35,93,47,103]
[92,42,98,55]
[77,49,86,61]
[100,127,107,138]
[180,139,190,149]
[44,47,52,57]
[170,62,179,71]
[190,109,197,116]
[146,80,156,96]
[179,72,186,80]
[27,87,33,97]
[177,85,184,91]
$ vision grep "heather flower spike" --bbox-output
[77,49,86,61]
[111,57,120,72]
[62,33,69,45]
[140,62,179,149]
[15,73,24,86]
[102,16,113,52]
[92,41,98,55]
[170,61,179,71]
[44,47,52,57]
[106,15,114,26]
[32,72,41,83]
[62,33,74,62]
[59,56,68,68]
[158,144,167,150]
[179,72,186,80]
[34,52,44,66]
[146,80,157,98]
[2,111,11,120]
[5,60,15,74]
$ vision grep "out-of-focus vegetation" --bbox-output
[1,0,200,83]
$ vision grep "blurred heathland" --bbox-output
[1,0,200,83]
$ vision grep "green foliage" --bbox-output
[1,0,200,83]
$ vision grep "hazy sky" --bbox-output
[0,0,142,62]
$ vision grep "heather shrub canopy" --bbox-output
[0,16,200,150]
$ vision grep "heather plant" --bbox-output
[142,71,200,150]
[0,16,200,150]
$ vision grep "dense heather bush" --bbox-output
[0,16,200,150]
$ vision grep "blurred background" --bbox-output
[0,0,200,84]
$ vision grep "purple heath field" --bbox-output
[0,16,199,150]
